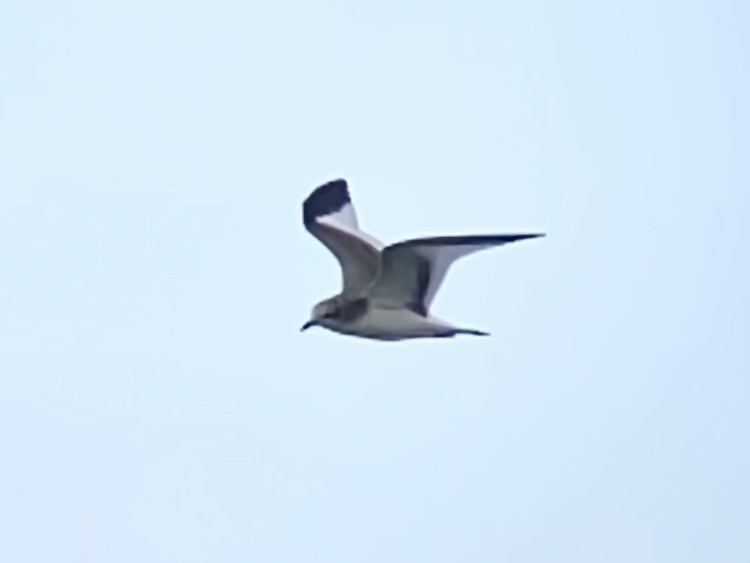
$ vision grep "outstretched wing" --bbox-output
[368,234,545,314]
[302,179,384,295]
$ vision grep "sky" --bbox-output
[0,1,748,561]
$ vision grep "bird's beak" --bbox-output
[300,319,320,332]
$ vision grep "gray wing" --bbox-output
[303,179,384,296]
[368,234,545,314]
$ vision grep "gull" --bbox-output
[300,179,544,341]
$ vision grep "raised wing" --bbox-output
[368,234,544,314]
[303,179,384,295]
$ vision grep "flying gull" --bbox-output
[300,179,544,341]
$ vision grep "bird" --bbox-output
[300,179,544,341]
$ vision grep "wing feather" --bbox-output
[369,234,544,313]
[302,179,383,295]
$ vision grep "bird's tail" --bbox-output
[435,327,490,338]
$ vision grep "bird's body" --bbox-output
[310,297,485,341]
[300,179,544,341]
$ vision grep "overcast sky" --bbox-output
[1,1,748,562]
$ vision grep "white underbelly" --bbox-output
[345,307,455,340]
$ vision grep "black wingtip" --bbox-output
[303,179,351,226]
[503,233,545,242]
[397,233,546,247]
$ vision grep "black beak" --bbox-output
[300,319,319,332]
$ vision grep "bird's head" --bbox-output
[300,298,341,332]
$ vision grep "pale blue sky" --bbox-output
[1,1,748,561]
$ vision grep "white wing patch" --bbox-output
[413,243,497,310]
[317,195,359,228]
[317,213,384,251]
